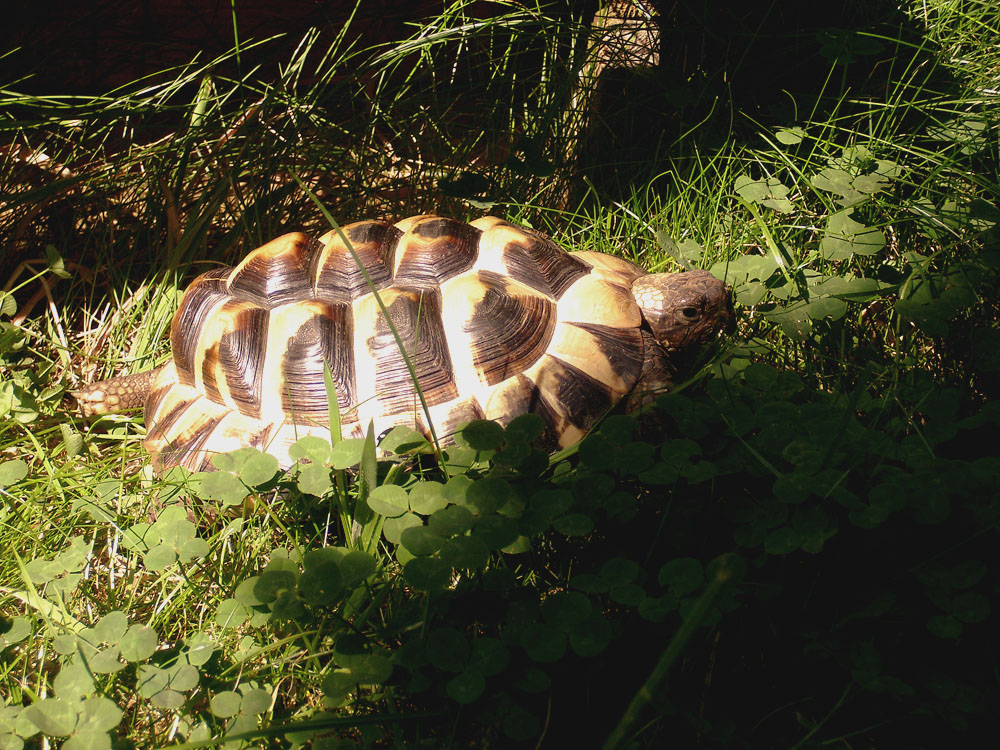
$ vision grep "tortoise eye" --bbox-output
[678,306,701,321]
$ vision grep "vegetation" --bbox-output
[1,0,998,747]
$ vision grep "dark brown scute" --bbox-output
[313,221,400,302]
[281,303,355,417]
[170,278,229,385]
[536,355,615,431]
[394,217,481,288]
[484,375,533,423]
[525,382,564,452]
[201,306,269,418]
[147,400,221,472]
[144,386,188,438]
[438,398,487,437]
[368,289,459,412]
[502,234,590,299]
[228,234,318,307]
[465,272,555,386]
[155,418,220,473]
[567,321,644,388]
[245,423,276,454]
[199,267,234,282]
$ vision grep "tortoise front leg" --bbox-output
[624,329,679,413]
[73,366,163,416]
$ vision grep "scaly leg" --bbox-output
[73,367,163,416]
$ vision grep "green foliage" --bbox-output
[23,537,91,601]
[734,174,795,213]
[0,460,28,487]
[120,505,210,571]
[136,637,212,710]
[53,611,157,673]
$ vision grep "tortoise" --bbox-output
[75,215,732,472]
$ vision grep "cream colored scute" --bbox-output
[481,375,529,423]
[390,215,438,277]
[468,220,518,277]
[197,410,261,467]
[571,250,645,285]
[145,376,229,466]
[147,361,180,409]
[351,287,401,428]
[171,292,228,381]
[227,232,312,279]
[555,274,641,329]
[438,272,493,398]
[469,216,508,232]
[426,396,485,442]
[546,322,630,394]
[226,232,315,305]
[392,215,436,234]
[518,356,584,449]
[261,300,329,424]
[191,299,263,412]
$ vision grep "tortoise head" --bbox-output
[631,270,734,351]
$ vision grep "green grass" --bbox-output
[2,1,999,747]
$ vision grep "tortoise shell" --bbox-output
[142,216,676,471]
